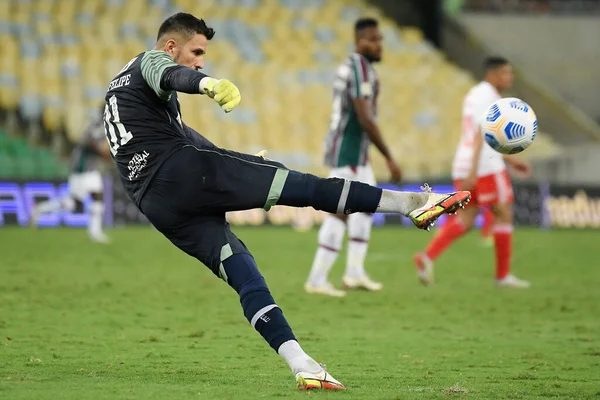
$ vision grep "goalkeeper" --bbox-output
[103,12,470,391]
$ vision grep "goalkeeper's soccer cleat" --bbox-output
[200,77,241,113]
[409,185,471,231]
[342,275,383,291]
[296,367,346,391]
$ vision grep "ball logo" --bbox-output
[486,104,501,122]
[509,100,529,112]
[531,120,538,141]
[504,121,526,140]
[484,133,501,149]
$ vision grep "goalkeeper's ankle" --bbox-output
[278,340,322,374]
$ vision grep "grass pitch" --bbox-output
[1,226,599,399]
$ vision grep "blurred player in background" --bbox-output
[305,18,403,297]
[31,112,111,243]
[102,13,469,391]
[414,57,532,288]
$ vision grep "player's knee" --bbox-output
[458,206,478,230]
[278,171,342,210]
[222,253,268,294]
[347,212,372,241]
[265,159,287,170]
[318,216,346,249]
[280,171,381,214]
[492,203,513,224]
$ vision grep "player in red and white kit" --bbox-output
[414,57,531,288]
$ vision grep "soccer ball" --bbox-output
[482,97,538,155]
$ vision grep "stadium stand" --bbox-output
[1,0,558,180]
[0,128,68,178]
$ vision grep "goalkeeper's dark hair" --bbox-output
[354,17,378,33]
[484,56,509,71]
[157,13,215,41]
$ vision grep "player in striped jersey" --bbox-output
[31,112,111,243]
[305,18,403,297]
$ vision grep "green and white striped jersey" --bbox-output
[70,113,106,174]
[324,53,379,168]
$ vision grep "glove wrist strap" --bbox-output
[199,76,216,96]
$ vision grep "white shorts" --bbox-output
[328,164,376,186]
[68,171,103,201]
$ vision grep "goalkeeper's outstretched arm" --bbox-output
[140,50,241,112]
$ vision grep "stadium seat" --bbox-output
[0,127,68,178]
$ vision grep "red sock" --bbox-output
[481,208,494,238]
[493,224,513,279]
[425,215,467,260]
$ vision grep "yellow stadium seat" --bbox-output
[64,104,88,142]
[54,3,77,31]
[401,27,425,44]
[33,0,55,14]
[172,0,194,10]
[42,105,64,133]
[0,1,9,17]
[78,0,101,14]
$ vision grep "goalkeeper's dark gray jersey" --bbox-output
[104,50,210,206]
[70,113,106,174]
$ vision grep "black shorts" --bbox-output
[139,144,289,274]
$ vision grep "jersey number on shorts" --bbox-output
[104,95,133,156]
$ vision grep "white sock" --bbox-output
[36,199,63,214]
[345,213,372,279]
[307,216,346,286]
[88,201,104,237]
[376,190,428,215]
[278,340,322,375]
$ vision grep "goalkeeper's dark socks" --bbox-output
[279,171,382,214]
[222,253,296,351]
[251,305,296,351]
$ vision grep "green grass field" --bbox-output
[1,226,599,399]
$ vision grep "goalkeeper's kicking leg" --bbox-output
[275,171,470,230]
[175,145,471,229]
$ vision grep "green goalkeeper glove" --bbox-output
[200,77,241,113]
